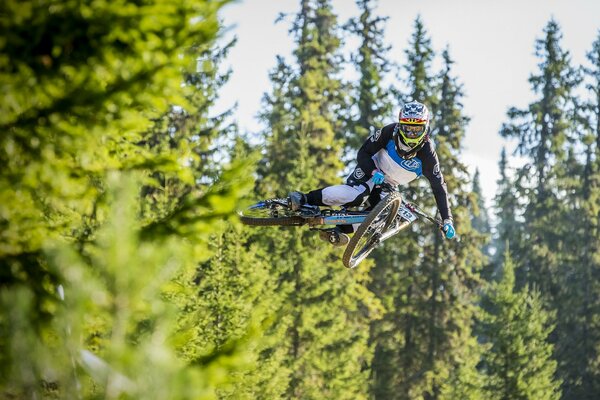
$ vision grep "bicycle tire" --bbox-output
[239,200,307,227]
[342,192,402,269]
[239,214,306,226]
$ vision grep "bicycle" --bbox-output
[239,183,443,269]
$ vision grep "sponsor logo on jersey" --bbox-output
[400,159,421,171]
[354,167,365,179]
[433,164,441,177]
[371,129,382,142]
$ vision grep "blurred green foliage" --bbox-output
[1,1,598,399]
[0,0,262,398]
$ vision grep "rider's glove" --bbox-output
[372,170,385,185]
[442,219,455,239]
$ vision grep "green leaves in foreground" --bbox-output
[1,170,257,399]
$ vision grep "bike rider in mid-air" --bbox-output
[288,100,456,246]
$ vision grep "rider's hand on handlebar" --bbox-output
[372,170,385,185]
[442,219,455,239]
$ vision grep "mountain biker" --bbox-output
[288,100,455,246]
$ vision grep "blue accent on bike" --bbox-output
[385,140,423,176]
[323,215,368,225]
[249,202,266,209]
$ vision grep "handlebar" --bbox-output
[404,202,443,229]
[377,183,442,229]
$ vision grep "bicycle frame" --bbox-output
[241,187,444,268]
[322,214,369,225]
[302,202,426,228]
[248,185,442,230]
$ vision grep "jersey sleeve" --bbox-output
[356,123,394,178]
[419,140,453,221]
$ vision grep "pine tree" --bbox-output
[471,169,491,239]
[404,16,437,104]
[370,33,487,398]
[492,148,523,276]
[368,17,440,398]
[479,249,561,400]
[0,1,261,397]
[499,19,581,294]
[415,47,486,399]
[344,0,395,151]
[551,31,600,400]
[0,0,228,319]
[256,1,383,398]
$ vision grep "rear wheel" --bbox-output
[342,192,401,268]
[239,200,306,226]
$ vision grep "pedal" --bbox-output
[318,229,349,247]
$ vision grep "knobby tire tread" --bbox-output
[239,215,305,226]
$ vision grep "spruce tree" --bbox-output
[551,31,600,400]
[397,21,440,395]
[584,35,600,395]
[497,20,600,399]
[257,1,382,398]
[0,1,261,397]
[368,17,439,398]
[479,249,561,400]
[344,0,395,151]
[185,224,287,400]
[370,31,487,398]
[0,0,229,317]
[415,47,487,399]
[404,16,437,104]
[471,169,492,239]
[340,3,409,397]
[492,148,522,275]
[499,19,580,294]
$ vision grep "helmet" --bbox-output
[394,101,430,158]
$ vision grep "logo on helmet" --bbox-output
[403,102,424,116]
[400,101,429,122]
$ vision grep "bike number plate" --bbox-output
[398,206,417,223]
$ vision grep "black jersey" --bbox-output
[355,123,452,221]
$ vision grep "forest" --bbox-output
[1,0,599,399]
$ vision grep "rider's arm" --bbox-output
[419,140,453,221]
[356,123,395,177]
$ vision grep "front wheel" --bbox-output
[342,192,402,269]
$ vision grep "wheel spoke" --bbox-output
[343,192,402,268]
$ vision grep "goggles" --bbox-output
[399,123,426,138]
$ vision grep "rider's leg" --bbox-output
[289,181,373,211]
[305,181,373,207]
[365,185,384,210]
[289,166,379,244]
[304,165,375,208]
[342,186,384,234]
